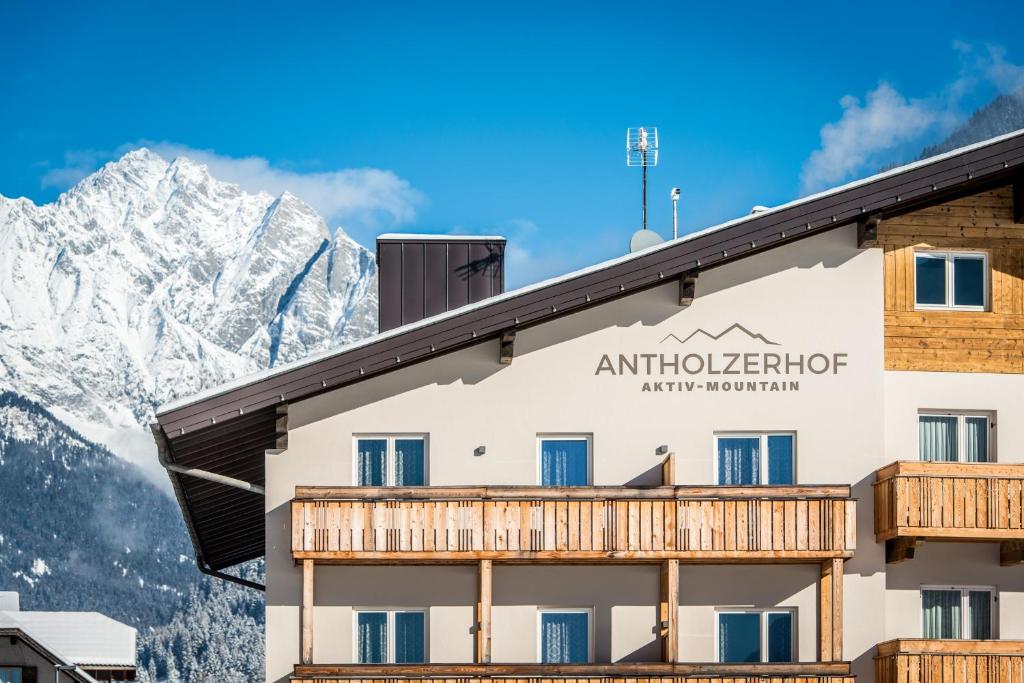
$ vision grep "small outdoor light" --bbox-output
[474,446,486,456]
[656,445,669,455]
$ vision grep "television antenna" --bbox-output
[626,127,658,231]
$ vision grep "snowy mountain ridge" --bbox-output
[0,149,378,479]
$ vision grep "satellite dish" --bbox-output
[630,228,664,253]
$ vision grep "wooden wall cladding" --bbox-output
[872,185,1024,373]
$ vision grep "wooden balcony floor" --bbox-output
[292,662,855,682]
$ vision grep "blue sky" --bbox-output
[3,0,1023,287]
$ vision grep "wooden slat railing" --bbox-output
[294,662,855,682]
[874,462,1024,542]
[292,485,855,563]
[875,639,1024,683]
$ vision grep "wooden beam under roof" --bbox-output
[498,329,516,365]
[678,274,697,307]
[1001,540,1024,566]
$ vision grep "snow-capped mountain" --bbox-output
[0,149,378,477]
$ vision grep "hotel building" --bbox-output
[154,131,1024,683]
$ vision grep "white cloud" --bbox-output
[800,83,946,194]
[800,42,1024,195]
[980,45,1024,93]
[42,143,425,231]
[40,149,110,189]
[147,143,425,229]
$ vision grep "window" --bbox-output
[918,413,992,462]
[355,436,427,486]
[715,433,794,485]
[0,669,22,683]
[538,609,592,663]
[716,609,794,663]
[914,251,988,310]
[922,587,994,639]
[355,609,427,663]
[538,436,591,486]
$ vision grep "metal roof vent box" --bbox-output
[376,234,506,332]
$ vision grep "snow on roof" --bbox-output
[157,128,1024,416]
[0,610,136,667]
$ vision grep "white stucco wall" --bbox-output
[263,223,1023,683]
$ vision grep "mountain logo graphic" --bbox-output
[660,323,781,346]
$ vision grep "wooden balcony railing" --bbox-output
[292,485,855,563]
[873,461,1024,564]
[875,639,1024,683]
[293,662,855,683]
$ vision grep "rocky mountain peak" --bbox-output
[0,148,378,479]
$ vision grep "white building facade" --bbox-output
[155,131,1024,683]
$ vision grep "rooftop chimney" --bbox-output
[376,234,506,332]
[0,592,19,611]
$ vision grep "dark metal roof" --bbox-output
[377,235,505,332]
[154,130,1024,574]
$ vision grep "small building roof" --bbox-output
[0,611,101,682]
[1,611,136,667]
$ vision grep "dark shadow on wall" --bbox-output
[624,459,668,487]
[835,471,886,681]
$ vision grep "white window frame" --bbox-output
[536,607,594,663]
[714,608,797,663]
[920,585,997,639]
[913,250,989,311]
[712,432,797,485]
[917,411,994,462]
[352,608,429,663]
[353,434,429,486]
[536,434,593,486]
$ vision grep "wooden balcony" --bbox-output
[873,461,1024,564]
[292,485,856,563]
[875,639,1024,682]
[293,662,855,683]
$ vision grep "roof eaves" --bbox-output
[157,127,1024,418]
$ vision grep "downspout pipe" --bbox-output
[197,561,266,592]
[151,423,267,592]
[157,452,266,495]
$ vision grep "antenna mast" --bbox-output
[626,127,659,231]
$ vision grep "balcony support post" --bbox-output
[660,453,676,486]
[819,558,843,661]
[659,559,679,662]
[476,559,493,663]
[302,559,314,665]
